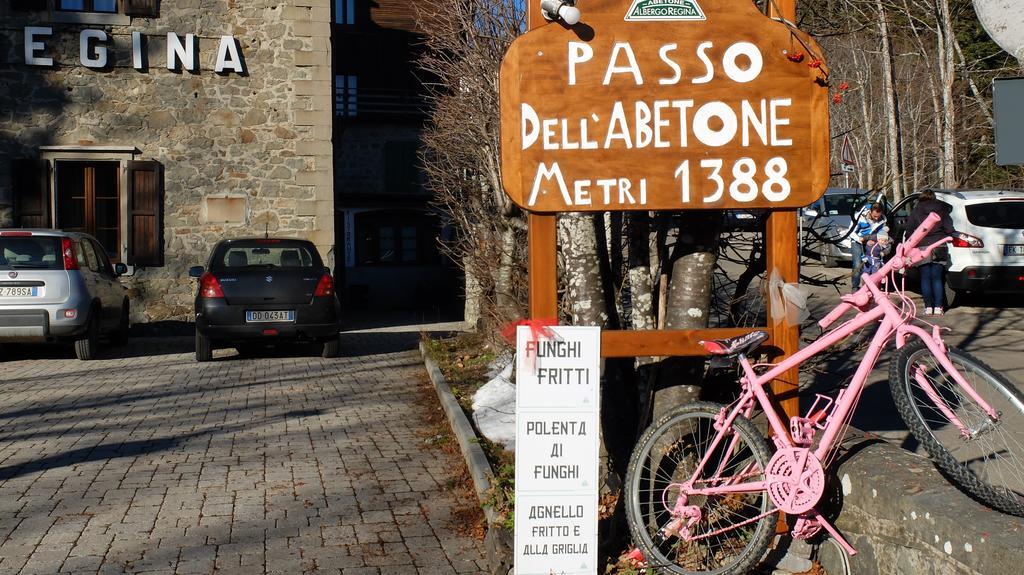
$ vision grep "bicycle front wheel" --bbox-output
[890,341,1024,516]
[624,402,775,575]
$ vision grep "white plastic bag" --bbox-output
[471,357,516,450]
[768,269,810,326]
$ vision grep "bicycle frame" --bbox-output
[671,213,1003,556]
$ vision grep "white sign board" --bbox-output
[514,326,600,575]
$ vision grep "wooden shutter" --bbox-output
[11,159,51,228]
[9,0,48,12]
[127,160,164,267]
[123,0,159,17]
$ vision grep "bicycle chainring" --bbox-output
[765,447,825,515]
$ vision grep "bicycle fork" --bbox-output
[899,323,1001,438]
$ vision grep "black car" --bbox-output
[189,238,341,362]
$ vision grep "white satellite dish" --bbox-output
[973,0,1024,61]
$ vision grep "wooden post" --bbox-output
[529,213,558,319]
[526,3,559,321]
[767,0,801,424]
[768,0,800,536]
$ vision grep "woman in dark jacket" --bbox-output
[905,190,955,315]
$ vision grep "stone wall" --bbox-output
[0,0,334,322]
[813,435,1024,575]
[335,123,421,195]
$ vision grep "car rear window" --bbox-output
[965,202,1024,230]
[823,194,864,216]
[0,236,63,270]
[212,241,321,270]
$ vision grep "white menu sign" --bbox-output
[514,326,600,575]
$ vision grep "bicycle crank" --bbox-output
[765,447,826,514]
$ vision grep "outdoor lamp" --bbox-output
[540,0,581,25]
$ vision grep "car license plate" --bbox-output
[246,310,295,323]
[0,287,38,297]
[1005,245,1024,256]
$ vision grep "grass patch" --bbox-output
[423,332,516,527]
[423,331,501,411]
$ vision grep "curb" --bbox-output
[419,341,499,525]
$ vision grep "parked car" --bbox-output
[722,209,766,232]
[0,230,130,360]
[889,189,1024,305]
[189,238,342,362]
[800,188,888,267]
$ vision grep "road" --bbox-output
[797,261,1024,446]
[0,317,484,575]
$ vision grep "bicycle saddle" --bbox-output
[699,330,769,357]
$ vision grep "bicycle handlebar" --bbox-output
[818,212,945,330]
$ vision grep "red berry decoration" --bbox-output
[787,51,805,63]
[808,58,823,69]
[839,81,850,91]
[832,93,843,104]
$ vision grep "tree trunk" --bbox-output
[493,224,520,318]
[855,50,875,190]
[558,213,609,326]
[936,0,957,187]
[463,255,482,327]
[652,212,721,421]
[878,0,905,202]
[627,212,657,363]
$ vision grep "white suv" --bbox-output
[892,189,1024,303]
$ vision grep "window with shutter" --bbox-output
[55,161,120,259]
[11,159,52,229]
[122,0,159,17]
[127,160,164,267]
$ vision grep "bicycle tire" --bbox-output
[890,341,1024,516]
[625,402,776,575]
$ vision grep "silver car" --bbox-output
[801,188,888,267]
[0,230,130,360]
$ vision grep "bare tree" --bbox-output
[417,0,527,334]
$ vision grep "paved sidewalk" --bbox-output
[0,322,484,574]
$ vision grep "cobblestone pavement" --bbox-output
[0,325,485,574]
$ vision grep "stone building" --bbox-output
[0,0,334,321]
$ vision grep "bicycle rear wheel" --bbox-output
[890,341,1024,516]
[624,402,775,575]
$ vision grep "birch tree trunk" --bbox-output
[627,212,657,333]
[878,0,906,201]
[558,214,608,327]
[652,212,721,420]
[493,225,520,317]
[463,255,482,327]
[854,49,875,190]
[936,0,957,187]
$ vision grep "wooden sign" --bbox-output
[500,0,830,212]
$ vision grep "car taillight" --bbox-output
[199,272,225,298]
[313,274,334,297]
[951,233,983,248]
[62,237,79,270]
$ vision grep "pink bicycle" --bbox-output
[624,212,1024,574]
